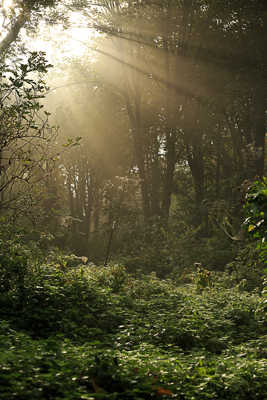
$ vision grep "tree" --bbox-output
[0,51,57,210]
[44,56,132,255]
[26,0,264,268]
[0,0,60,53]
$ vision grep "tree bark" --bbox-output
[186,140,206,230]
[0,11,29,54]
[254,86,266,177]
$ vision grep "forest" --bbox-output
[0,0,266,399]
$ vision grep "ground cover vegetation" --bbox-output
[0,0,266,399]
[0,178,266,399]
[0,249,266,399]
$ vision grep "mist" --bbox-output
[0,2,266,397]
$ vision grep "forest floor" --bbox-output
[0,263,266,399]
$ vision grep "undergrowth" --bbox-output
[0,248,266,399]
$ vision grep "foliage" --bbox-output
[243,177,267,241]
[225,243,264,292]
[115,218,235,279]
[0,0,266,398]
[0,239,266,399]
[0,220,43,305]
[243,177,267,270]
[31,0,266,276]
[224,177,267,292]
[1,320,266,400]
[194,265,212,292]
[0,51,57,209]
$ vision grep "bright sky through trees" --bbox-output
[27,19,98,62]
[0,1,99,62]
[2,0,13,10]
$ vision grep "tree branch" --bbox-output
[0,11,29,53]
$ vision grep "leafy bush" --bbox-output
[0,318,266,400]
[0,238,266,399]
[223,177,267,292]
[243,177,267,241]
[243,177,267,274]
[226,243,264,292]
[0,222,42,308]
[85,264,129,293]
[9,265,126,340]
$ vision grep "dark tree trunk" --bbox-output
[151,156,161,217]
[186,141,206,231]
[162,129,176,222]
[93,188,100,232]
[254,86,266,177]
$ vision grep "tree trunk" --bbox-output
[161,5,176,223]
[0,12,29,54]
[151,155,161,217]
[162,129,176,222]
[254,86,266,177]
[186,141,206,230]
